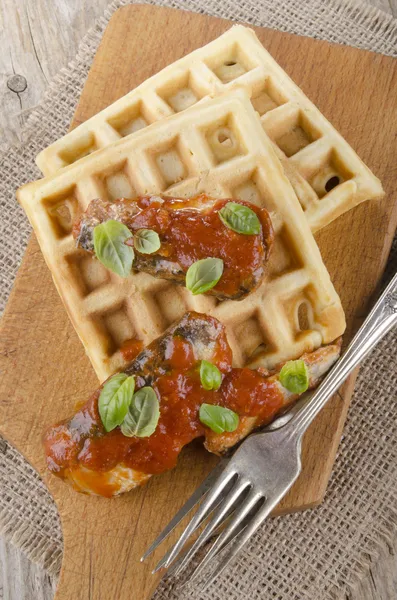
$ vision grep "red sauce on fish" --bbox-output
[43,314,284,495]
[120,338,144,362]
[127,195,273,297]
[75,194,274,299]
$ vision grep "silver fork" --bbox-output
[142,271,397,589]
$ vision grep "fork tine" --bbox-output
[152,545,179,574]
[141,458,228,561]
[201,495,279,591]
[152,494,225,574]
[172,479,251,576]
[188,488,262,584]
[167,505,249,578]
[156,465,236,571]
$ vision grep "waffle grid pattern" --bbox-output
[35,25,384,232]
[19,90,345,381]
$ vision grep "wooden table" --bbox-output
[0,1,396,599]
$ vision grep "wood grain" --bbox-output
[0,0,110,151]
[1,5,397,600]
[368,0,397,14]
[0,537,57,600]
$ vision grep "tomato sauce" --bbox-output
[120,338,144,362]
[118,194,273,298]
[43,320,284,487]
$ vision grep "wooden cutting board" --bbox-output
[1,5,396,600]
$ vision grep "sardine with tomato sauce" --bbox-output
[73,194,274,300]
[43,312,341,497]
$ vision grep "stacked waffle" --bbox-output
[18,25,383,381]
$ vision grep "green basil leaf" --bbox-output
[199,404,239,434]
[93,219,134,277]
[279,360,309,394]
[186,257,224,295]
[98,373,135,432]
[200,360,222,391]
[121,386,160,438]
[219,202,261,235]
[133,229,161,254]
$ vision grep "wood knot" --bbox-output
[7,74,27,93]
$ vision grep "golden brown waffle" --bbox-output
[35,25,383,232]
[18,90,345,381]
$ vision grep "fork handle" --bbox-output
[287,271,397,438]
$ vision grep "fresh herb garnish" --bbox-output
[219,202,261,235]
[93,219,134,277]
[121,386,160,438]
[98,373,135,432]
[199,404,239,434]
[279,360,309,394]
[186,257,224,295]
[200,360,222,391]
[133,229,161,254]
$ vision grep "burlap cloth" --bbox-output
[0,0,396,598]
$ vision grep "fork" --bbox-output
[142,271,397,589]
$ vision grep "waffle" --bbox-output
[35,25,383,232]
[18,89,346,381]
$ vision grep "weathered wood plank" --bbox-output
[0,0,108,149]
[0,536,57,600]
[367,0,397,16]
[346,550,397,600]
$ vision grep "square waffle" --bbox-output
[18,89,346,381]
[35,25,383,232]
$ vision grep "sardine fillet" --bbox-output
[44,312,341,496]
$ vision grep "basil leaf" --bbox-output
[186,257,224,295]
[219,202,261,235]
[98,373,135,432]
[279,360,309,394]
[93,219,134,278]
[199,404,239,434]
[200,360,222,391]
[134,229,161,254]
[121,386,160,438]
